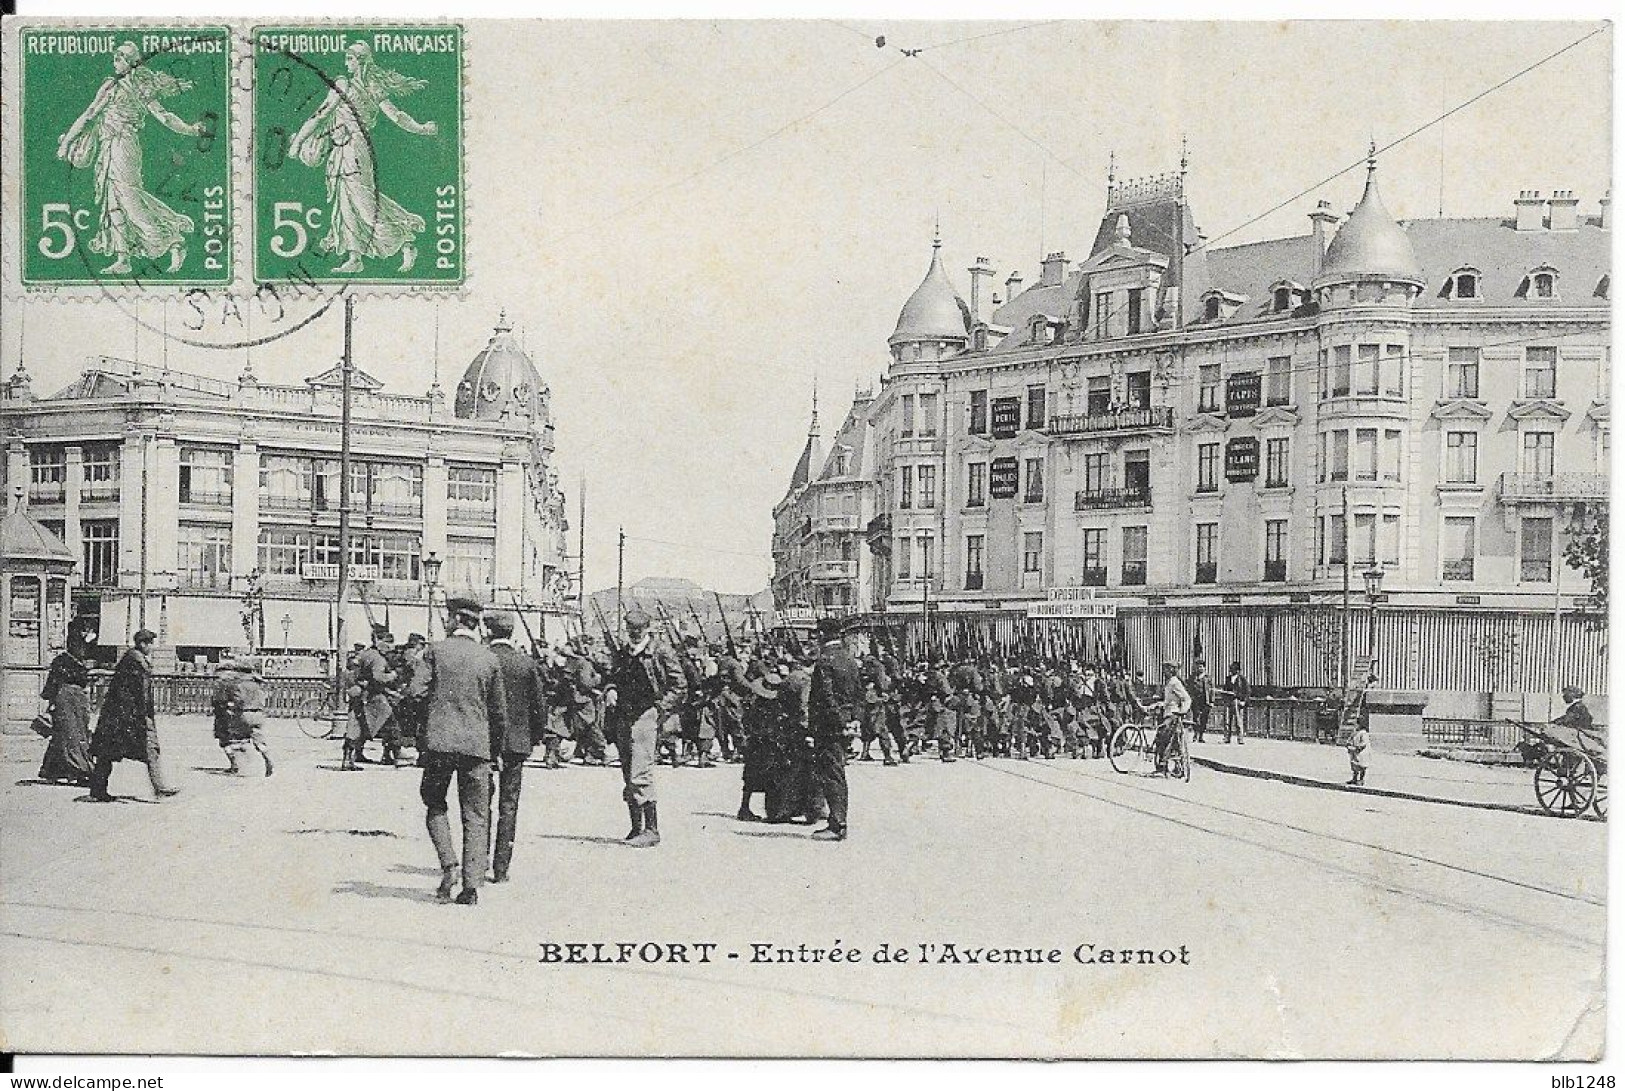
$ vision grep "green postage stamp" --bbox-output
[18,26,232,286]
[252,26,464,287]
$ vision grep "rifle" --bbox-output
[687,598,709,648]
[714,591,739,658]
[652,598,684,648]
[508,591,542,656]
[591,597,623,653]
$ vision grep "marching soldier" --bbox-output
[409,596,509,905]
[858,649,897,765]
[604,607,688,848]
[807,619,862,842]
[485,611,549,884]
[344,625,399,770]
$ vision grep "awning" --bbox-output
[167,596,247,648]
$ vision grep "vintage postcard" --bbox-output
[0,14,1610,1064]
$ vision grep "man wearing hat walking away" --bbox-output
[409,596,510,904]
[484,612,549,883]
[604,607,687,848]
[807,619,862,842]
[87,629,178,801]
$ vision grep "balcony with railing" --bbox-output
[1075,485,1152,511]
[1497,471,1608,505]
[809,560,858,582]
[27,481,65,505]
[177,569,233,591]
[81,481,121,502]
[1048,405,1175,437]
[447,500,497,524]
[180,487,232,507]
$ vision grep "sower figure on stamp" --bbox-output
[603,607,688,848]
[484,612,548,884]
[410,597,509,905]
[807,619,862,842]
[87,629,177,802]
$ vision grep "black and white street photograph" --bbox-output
[0,6,1614,1078]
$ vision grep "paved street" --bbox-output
[0,717,1604,1059]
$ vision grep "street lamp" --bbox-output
[280,612,292,653]
[423,551,443,639]
[1362,566,1384,663]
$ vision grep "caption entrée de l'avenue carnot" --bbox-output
[538,941,1192,967]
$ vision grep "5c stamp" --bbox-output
[252,25,464,287]
[19,26,232,286]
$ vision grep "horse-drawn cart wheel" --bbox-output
[1534,749,1597,818]
[1592,764,1608,820]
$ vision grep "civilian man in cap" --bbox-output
[87,629,178,801]
[807,618,862,841]
[409,595,509,905]
[484,611,549,884]
[344,625,399,770]
[603,606,687,847]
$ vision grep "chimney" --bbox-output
[967,256,996,324]
[1004,270,1024,302]
[1514,190,1545,232]
[1603,190,1612,230]
[1309,200,1339,274]
[1548,190,1579,232]
[1039,251,1068,287]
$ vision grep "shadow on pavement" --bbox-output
[331,879,443,903]
[288,827,405,838]
[1193,755,1564,819]
[538,833,634,847]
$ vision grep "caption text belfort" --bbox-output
[539,941,1192,967]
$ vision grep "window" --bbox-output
[178,447,231,506]
[1203,295,1222,322]
[896,537,912,580]
[1124,450,1150,497]
[900,394,916,437]
[81,443,121,501]
[1266,355,1291,405]
[1023,532,1043,574]
[918,466,937,509]
[1380,514,1400,566]
[1524,347,1557,399]
[1264,520,1288,582]
[1355,344,1381,395]
[1086,376,1112,415]
[1447,348,1480,399]
[1323,514,1347,567]
[1198,365,1221,412]
[447,465,497,523]
[918,393,939,436]
[1197,443,1220,493]
[355,533,423,582]
[1026,385,1047,430]
[1195,523,1218,584]
[1081,529,1106,585]
[1384,344,1405,396]
[82,519,119,586]
[1523,269,1558,299]
[1523,432,1555,477]
[446,537,497,591]
[1355,429,1378,481]
[1447,269,1479,299]
[1520,517,1553,582]
[1122,527,1148,586]
[1094,291,1112,339]
[259,454,310,512]
[177,523,232,590]
[28,446,66,504]
[1329,346,1351,396]
[311,459,341,512]
[1383,429,1403,482]
[1125,370,1151,409]
[1330,430,1349,482]
[898,466,914,509]
[1442,517,1476,581]
[965,535,985,590]
[1273,285,1293,313]
[1024,457,1044,503]
[1264,437,1289,487]
[969,390,988,435]
[1352,513,1377,566]
[966,462,987,507]
[1445,432,1478,484]
[916,534,934,579]
[257,528,304,575]
[1083,453,1109,495]
[1127,287,1145,335]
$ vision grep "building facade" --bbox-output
[0,314,577,666]
[772,156,1610,706]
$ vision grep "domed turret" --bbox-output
[1316,150,1424,289]
[454,312,548,423]
[889,234,971,362]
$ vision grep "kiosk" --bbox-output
[1,497,77,733]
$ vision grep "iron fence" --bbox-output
[1420,718,1524,750]
[87,673,332,719]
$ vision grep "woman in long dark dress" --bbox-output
[38,635,94,785]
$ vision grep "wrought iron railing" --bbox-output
[1075,486,1152,510]
[1047,405,1174,436]
[1497,471,1608,503]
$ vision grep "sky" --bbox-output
[2,17,1613,594]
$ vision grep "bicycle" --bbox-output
[1108,718,1158,776]
[296,689,347,740]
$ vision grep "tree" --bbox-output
[1563,505,1609,629]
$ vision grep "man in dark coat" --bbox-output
[485,611,548,884]
[88,629,176,801]
[1222,661,1251,745]
[409,597,509,905]
[604,607,688,847]
[807,620,862,842]
[345,626,399,769]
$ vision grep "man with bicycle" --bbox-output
[1153,660,1192,776]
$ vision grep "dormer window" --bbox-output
[1443,268,1481,300]
[1517,266,1559,299]
[1268,281,1307,314]
[1200,290,1245,323]
[1273,286,1292,312]
[1204,295,1222,321]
